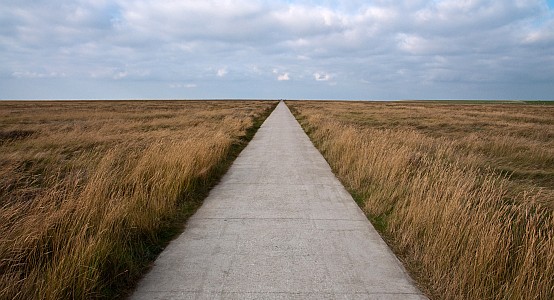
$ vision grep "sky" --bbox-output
[1,0,553,100]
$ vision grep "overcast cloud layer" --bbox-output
[1,0,553,100]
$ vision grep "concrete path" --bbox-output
[131,102,427,299]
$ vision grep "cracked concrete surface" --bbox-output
[130,102,427,299]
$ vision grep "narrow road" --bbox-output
[131,102,426,299]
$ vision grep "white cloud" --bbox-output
[87,67,148,80]
[277,73,290,81]
[314,72,331,81]
[216,68,228,77]
[12,71,66,79]
[169,83,197,88]
[113,70,128,79]
[271,5,347,37]
[1,0,553,100]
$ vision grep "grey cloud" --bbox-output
[0,0,553,100]
[412,1,543,34]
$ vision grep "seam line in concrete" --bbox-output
[140,290,424,295]
[196,217,367,221]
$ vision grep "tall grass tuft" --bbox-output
[0,100,277,299]
[288,102,554,300]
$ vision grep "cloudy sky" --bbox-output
[1,0,553,100]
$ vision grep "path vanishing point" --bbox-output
[131,102,427,299]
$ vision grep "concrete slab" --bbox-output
[130,102,427,299]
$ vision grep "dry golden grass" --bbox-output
[0,100,277,299]
[287,100,553,300]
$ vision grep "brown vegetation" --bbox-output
[0,100,277,299]
[287,100,553,300]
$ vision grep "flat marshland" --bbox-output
[0,100,277,299]
[287,101,553,300]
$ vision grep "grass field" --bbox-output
[287,100,553,300]
[0,100,277,299]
